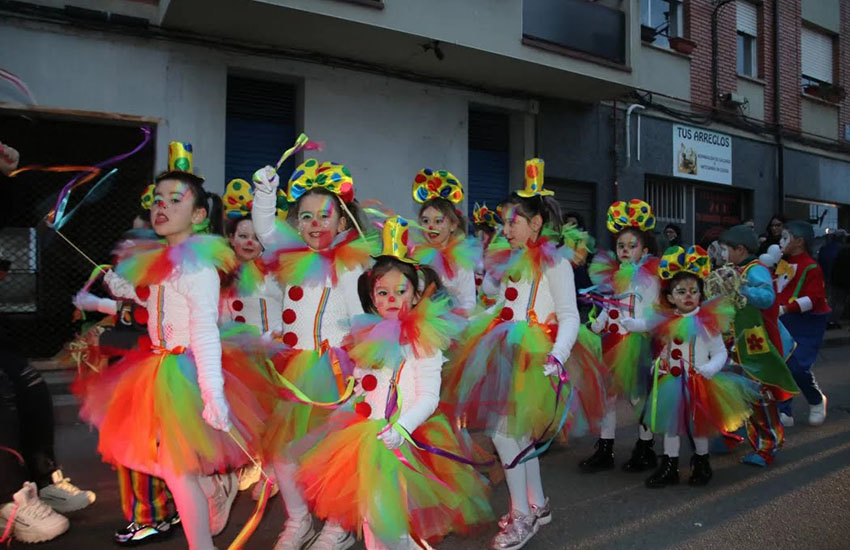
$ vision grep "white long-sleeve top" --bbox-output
[360,347,443,434]
[147,266,225,403]
[493,256,580,364]
[441,267,476,312]
[655,308,728,379]
[252,182,364,349]
[219,272,284,335]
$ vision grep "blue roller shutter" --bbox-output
[468,110,510,220]
[225,76,297,184]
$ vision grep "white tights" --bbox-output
[491,433,546,516]
[161,472,214,550]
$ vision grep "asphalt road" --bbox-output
[30,344,850,549]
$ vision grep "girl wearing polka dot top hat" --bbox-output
[578,199,663,476]
[411,168,481,312]
[443,159,603,550]
[252,158,374,550]
[642,246,756,489]
[73,143,275,550]
[292,216,492,550]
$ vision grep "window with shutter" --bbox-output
[736,1,758,36]
[225,76,297,185]
[801,27,834,84]
[467,110,510,222]
[736,1,758,77]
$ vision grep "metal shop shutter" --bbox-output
[225,76,297,184]
[546,178,596,230]
[467,110,510,219]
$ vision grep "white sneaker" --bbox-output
[809,393,827,426]
[779,412,795,427]
[0,482,70,543]
[208,472,238,536]
[38,470,96,513]
[237,463,262,491]
[274,515,316,550]
[309,522,354,550]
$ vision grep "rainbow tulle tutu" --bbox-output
[294,411,492,546]
[263,346,352,459]
[73,333,274,475]
[647,369,759,437]
[602,330,652,400]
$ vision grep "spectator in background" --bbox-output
[664,223,684,248]
[832,233,850,329]
[760,214,785,254]
[744,219,756,230]
[818,230,844,329]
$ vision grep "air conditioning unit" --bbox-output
[720,92,747,107]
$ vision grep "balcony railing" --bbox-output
[523,0,626,65]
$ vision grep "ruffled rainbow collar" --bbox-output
[113,233,237,286]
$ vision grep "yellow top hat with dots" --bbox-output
[517,158,553,198]
[374,216,418,264]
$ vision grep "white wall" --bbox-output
[0,19,528,218]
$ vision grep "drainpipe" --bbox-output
[711,0,734,108]
[612,100,619,202]
[773,0,785,216]
[625,103,646,167]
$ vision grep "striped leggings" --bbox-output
[116,465,172,524]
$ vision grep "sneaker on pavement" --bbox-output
[114,520,173,546]
[38,470,96,513]
[308,522,354,550]
[491,511,538,550]
[208,473,238,536]
[273,515,316,550]
[0,482,69,543]
[237,464,262,492]
[779,412,795,427]
[498,498,551,529]
[809,393,827,426]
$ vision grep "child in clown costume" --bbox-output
[293,216,492,550]
[579,200,661,474]
[774,220,829,426]
[73,143,274,550]
[642,246,757,488]
[444,159,602,550]
[471,202,502,304]
[251,158,374,550]
[716,225,798,467]
[411,169,480,312]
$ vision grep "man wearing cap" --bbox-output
[774,220,829,426]
[717,225,798,467]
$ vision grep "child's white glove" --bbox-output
[590,309,609,334]
[542,356,562,377]
[695,362,722,380]
[252,166,280,195]
[621,317,646,333]
[202,396,233,432]
[378,426,404,450]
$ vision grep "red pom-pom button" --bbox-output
[361,374,377,392]
[355,402,372,418]
[505,287,519,301]
[133,307,148,325]
[500,307,514,321]
[135,286,150,301]
[283,332,298,347]
[234,315,246,323]
[232,300,244,312]
[288,286,304,301]
[609,324,619,334]
[671,348,683,360]
[282,309,297,324]
[673,337,683,345]
[670,365,683,377]
[608,309,620,320]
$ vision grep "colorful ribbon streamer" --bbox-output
[226,478,273,550]
[275,133,323,171]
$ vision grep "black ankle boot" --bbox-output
[645,455,679,488]
[688,454,713,486]
[622,438,658,472]
[578,438,615,473]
